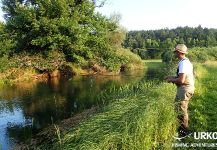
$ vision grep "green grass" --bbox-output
[173,62,217,149]
[36,59,178,149]
[47,82,177,150]
[37,61,217,150]
[143,59,162,63]
[192,64,217,129]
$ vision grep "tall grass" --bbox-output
[38,80,177,150]
[35,61,177,150]
[38,61,217,150]
[189,62,217,132]
[173,62,217,149]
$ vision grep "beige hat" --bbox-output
[174,44,188,54]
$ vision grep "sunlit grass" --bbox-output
[205,60,217,66]
[143,59,162,63]
[37,61,178,149]
[42,80,177,150]
[38,61,217,150]
[189,63,217,132]
[174,62,217,149]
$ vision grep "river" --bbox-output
[0,69,154,149]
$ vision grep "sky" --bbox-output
[95,0,217,31]
[0,0,217,31]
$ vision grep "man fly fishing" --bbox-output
[165,44,195,137]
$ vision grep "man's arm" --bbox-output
[165,73,186,84]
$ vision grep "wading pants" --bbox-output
[175,86,194,129]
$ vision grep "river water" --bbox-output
[0,70,153,149]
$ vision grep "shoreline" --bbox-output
[0,64,146,87]
[13,106,99,150]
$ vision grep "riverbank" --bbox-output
[30,61,177,149]
[172,62,217,149]
[0,49,144,87]
[39,82,177,149]
[0,66,148,150]
[13,107,98,150]
[34,61,217,150]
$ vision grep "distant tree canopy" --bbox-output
[0,0,131,72]
[124,26,217,59]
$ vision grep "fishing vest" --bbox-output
[176,58,195,88]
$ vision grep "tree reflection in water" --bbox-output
[0,71,146,149]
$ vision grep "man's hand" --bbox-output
[164,73,186,85]
[164,76,174,83]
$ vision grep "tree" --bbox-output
[124,26,217,51]
[0,21,14,56]
[206,33,216,47]
[161,38,175,49]
[1,0,126,70]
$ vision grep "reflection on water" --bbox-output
[0,70,146,149]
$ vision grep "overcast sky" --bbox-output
[0,0,217,31]
[96,0,217,30]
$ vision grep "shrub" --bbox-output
[118,48,144,70]
[0,55,11,72]
[161,50,175,63]
[9,50,66,73]
[188,47,209,63]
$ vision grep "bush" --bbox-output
[205,47,217,60]
[161,50,174,63]
[0,55,11,72]
[118,48,144,70]
[161,47,217,64]
[9,50,66,73]
[188,47,209,63]
[132,48,163,60]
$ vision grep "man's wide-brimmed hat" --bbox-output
[174,44,188,54]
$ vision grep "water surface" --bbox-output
[0,70,148,149]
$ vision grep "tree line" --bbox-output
[0,0,216,77]
[0,0,140,75]
[124,26,217,59]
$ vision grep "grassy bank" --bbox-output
[187,62,217,144]
[190,61,217,132]
[35,61,217,150]
[36,61,177,149]
[45,82,177,150]
[172,61,217,149]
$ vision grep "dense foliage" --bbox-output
[0,0,139,75]
[124,26,217,59]
[188,47,217,63]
